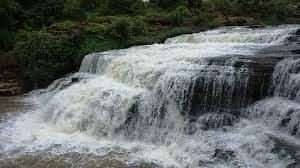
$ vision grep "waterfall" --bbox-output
[1,25,300,168]
[272,58,300,102]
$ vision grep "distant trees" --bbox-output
[0,0,297,87]
[80,0,101,11]
[105,0,145,15]
[170,5,191,25]
[149,0,181,9]
[0,0,22,50]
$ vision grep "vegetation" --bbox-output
[0,0,299,87]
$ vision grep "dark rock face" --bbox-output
[188,44,300,116]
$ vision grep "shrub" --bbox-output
[105,0,145,15]
[77,38,118,64]
[110,19,132,42]
[62,0,86,20]
[130,0,145,15]
[185,0,202,8]
[155,27,193,42]
[169,5,191,25]
[149,0,181,9]
[0,0,22,29]
[80,0,103,11]
[13,31,78,84]
[0,29,15,50]
[23,0,65,28]
[131,17,147,36]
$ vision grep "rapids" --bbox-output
[0,25,299,168]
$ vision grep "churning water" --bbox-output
[0,25,299,168]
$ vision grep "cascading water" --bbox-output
[0,25,299,168]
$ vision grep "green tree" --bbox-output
[149,0,181,9]
[63,0,86,20]
[131,17,147,36]
[0,0,22,50]
[13,32,78,85]
[80,0,102,11]
[170,5,191,25]
[105,0,145,14]
[110,19,132,42]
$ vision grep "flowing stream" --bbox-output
[0,25,299,168]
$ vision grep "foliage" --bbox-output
[23,0,65,28]
[77,38,118,64]
[105,0,145,15]
[62,0,86,20]
[110,18,132,42]
[185,0,202,8]
[149,0,181,9]
[0,29,16,50]
[0,0,22,29]
[169,5,191,25]
[0,0,22,50]
[131,17,147,36]
[13,32,78,83]
[0,0,298,88]
[80,0,103,11]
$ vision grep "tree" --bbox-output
[105,0,145,15]
[186,0,202,8]
[110,19,132,42]
[80,0,102,11]
[149,0,181,9]
[170,5,191,25]
[63,0,86,20]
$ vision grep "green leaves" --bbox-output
[169,5,191,25]
[13,31,78,84]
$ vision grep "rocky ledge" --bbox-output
[188,43,300,116]
[0,70,22,96]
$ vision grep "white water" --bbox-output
[0,25,299,168]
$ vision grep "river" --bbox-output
[0,25,299,168]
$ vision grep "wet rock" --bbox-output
[197,113,237,130]
[291,49,300,54]
[270,135,300,164]
[189,44,300,115]
[213,149,236,162]
[71,77,79,83]
[248,25,266,29]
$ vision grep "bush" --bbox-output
[0,29,15,50]
[0,0,22,29]
[110,19,132,42]
[149,0,181,9]
[80,0,103,11]
[105,0,145,15]
[231,0,293,17]
[131,17,147,36]
[77,38,118,64]
[62,0,86,20]
[23,0,65,28]
[185,0,202,8]
[13,31,78,84]
[155,27,193,41]
[169,5,191,25]
[130,0,145,15]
